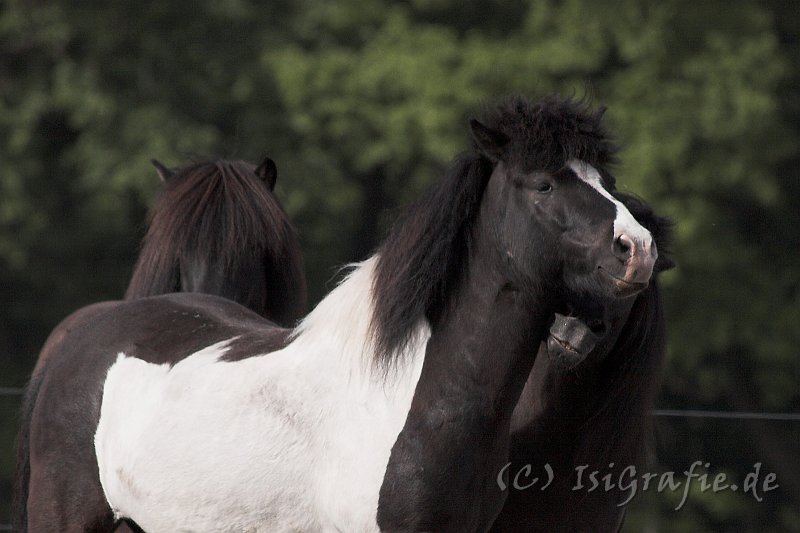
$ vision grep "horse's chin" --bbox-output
[597,267,649,299]
[545,313,602,372]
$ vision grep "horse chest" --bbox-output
[93,339,423,532]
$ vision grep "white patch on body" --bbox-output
[94,258,429,533]
[567,159,653,250]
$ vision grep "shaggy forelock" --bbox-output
[476,95,619,187]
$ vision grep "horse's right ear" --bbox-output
[256,157,278,190]
[470,119,509,162]
[151,159,174,182]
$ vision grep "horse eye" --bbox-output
[536,182,553,193]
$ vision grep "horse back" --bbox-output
[33,293,290,432]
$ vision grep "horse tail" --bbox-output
[12,369,46,533]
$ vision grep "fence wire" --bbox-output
[4,385,800,420]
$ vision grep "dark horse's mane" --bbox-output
[371,96,619,367]
[576,193,674,468]
[125,159,306,324]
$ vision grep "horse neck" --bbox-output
[511,285,664,471]
[378,227,556,530]
[513,314,623,436]
[510,350,603,461]
[423,249,554,418]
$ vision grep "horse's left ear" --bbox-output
[470,119,509,162]
[256,157,278,190]
[654,256,676,273]
[151,159,174,182]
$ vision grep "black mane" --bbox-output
[370,154,491,367]
[125,159,306,324]
[478,95,618,182]
[370,96,620,367]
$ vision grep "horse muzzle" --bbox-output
[599,234,658,298]
[546,313,602,371]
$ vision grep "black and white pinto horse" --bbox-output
[15,156,307,531]
[15,96,657,532]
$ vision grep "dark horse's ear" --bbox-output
[655,255,676,273]
[151,159,174,182]
[256,157,278,190]
[470,119,509,162]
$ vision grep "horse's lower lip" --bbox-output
[550,335,580,354]
[598,267,648,296]
[546,334,587,369]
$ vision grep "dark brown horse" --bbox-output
[33,157,307,367]
[15,96,659,531]
[491,194,673,532]
[14,156,307,532]
[127,156,306,323]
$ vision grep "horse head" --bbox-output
[543,192,674,371]
[468,98,657,343]
[127,156,307,326]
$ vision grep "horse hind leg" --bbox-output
[24,445,115,533]
[10,371,109,532]
[23,382,115,531]
[12,370,43,533]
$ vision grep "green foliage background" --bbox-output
[1,1,798,530]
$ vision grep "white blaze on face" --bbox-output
[567,159,654,253]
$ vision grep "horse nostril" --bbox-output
[587,318,608,336]
[613,234,633,261]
